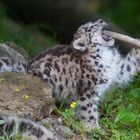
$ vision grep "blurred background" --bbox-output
[0,0,140,57]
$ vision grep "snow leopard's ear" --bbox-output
[72,37,87,52]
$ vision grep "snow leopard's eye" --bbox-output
[77,42,85,47]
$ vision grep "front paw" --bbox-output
[82,120,100,131]
[76,110,100,131]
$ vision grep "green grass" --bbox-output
[97,75,140,140]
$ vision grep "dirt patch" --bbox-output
[0,72,55,120]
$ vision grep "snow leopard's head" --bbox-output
[72,19,115,53]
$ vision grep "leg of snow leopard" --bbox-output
[115,48,140,84]
[77,91,100,130]
[76,78,111,130]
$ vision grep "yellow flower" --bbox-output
[136,133,139,137]
[15,88,20,92]
[70,101,77,108]
[22,94,30,100]
[0,78,4,82]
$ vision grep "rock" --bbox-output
[42,115,75,139]
[0,72,55,120]
[0,43,28,64]
[58,117,62,123]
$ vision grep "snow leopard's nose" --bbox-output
[96,19,107,28]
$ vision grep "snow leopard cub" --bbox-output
[28,19,140,130]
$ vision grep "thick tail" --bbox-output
[0,115,56,140]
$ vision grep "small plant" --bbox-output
[0,119,23,140]
[56,101,86,134]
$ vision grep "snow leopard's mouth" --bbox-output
[99,24,115,46]
[100,23,114,42]
[101,31,113,42]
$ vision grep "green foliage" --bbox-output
[0,18,56,57]
[0,2,56,57]
[62,109,86,133]
[0,133,22,140]
[56,105,86,134]
[0,118,22,140]
[96,74,140,140]
[0,134,22,140]
[100,0,140,37]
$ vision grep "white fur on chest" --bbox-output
[87,45,121,95]
[98,45,121,79]
[100,46,121,95]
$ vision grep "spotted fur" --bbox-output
[0,115,58,140]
